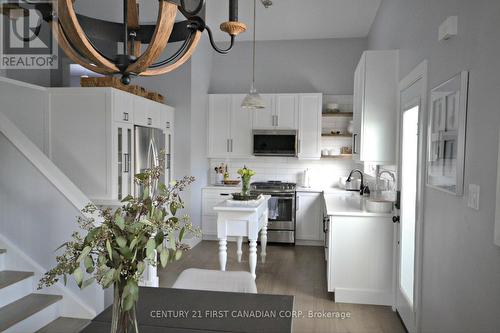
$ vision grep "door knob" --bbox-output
[392,216,400,223]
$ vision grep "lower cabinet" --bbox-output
[201,188,235,238]
[296,192,324,244]
[327,215,394,306]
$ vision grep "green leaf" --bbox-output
[106,240,113,261]
[84,256,94,273]
[123,295,135,311]
[82,278,95,289]
[146,238,156,258]
[73,267,83,287]
[175,249,183,261]
[179,227,186,242]
[169,233,176,250]
[115,216,125,230]
[143,187,150,200]
[102,268,116,288]
[170,202,177,216]
[160,248,169,268]
[121,195,134,202]
[137,262,146,275]
[129,238,138,251]
[116,236,127,248]
[139,219,154,227]
[77,246,91,263]
[155,232,164,246]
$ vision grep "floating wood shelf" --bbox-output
[322,112,354,117]
[321,154,353,159]
[322,133,352,138]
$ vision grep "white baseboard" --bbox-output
[334,287,394,306]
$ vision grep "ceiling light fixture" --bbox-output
[241,0,270,110]
[1,0,247,84]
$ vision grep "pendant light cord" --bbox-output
[252,0,257,87]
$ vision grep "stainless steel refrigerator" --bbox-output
[134,126,166,196]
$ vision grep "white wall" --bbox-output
[369,1,500,332]
[0,133,102,318]
[209,38,367,94]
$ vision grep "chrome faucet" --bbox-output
[346,169,365,195]
[378,170,396,191]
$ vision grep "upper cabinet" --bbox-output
[208,93,322,160]
[252,94,298,130]
[298,94,322,159]
[48,88,174,203]
[353,50,398,164]
[208,94,253,158]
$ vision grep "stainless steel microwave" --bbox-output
[253,130,298,157]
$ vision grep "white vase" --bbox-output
[347,120,354,134]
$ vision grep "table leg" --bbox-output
[260,221,268,264]
[236,236,243,263]
[249,239,257,279]
[218,238,227,271]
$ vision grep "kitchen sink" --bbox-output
[365,199,394,214]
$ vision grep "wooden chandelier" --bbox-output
[4,0,246,84]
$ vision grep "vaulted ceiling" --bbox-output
[74,0,381,42]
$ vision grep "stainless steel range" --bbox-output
[250,181,296,244]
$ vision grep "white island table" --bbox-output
[213,195,270,279]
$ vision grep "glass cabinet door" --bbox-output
[116,124,133,201]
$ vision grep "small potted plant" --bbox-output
[38,162,198,333]
[237,166,256,197]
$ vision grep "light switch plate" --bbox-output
[439,16,458,41]
[468,184,480,210]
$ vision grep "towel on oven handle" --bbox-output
[268,197,279,220]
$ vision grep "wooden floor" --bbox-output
[159,241,405,333]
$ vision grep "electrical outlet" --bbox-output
[468,184,480,210]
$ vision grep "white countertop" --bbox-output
[297,186,348,194]
[323,193,394,217]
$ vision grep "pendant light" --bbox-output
[241,0,266,109]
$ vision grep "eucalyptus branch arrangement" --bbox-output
[38,161,199,333]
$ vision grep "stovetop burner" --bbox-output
[250,181,297,192]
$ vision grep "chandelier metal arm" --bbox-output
[139,30,202,76]
[125,1,177,74]
[205,25,235,54]
[149,30,194,68]
[179,0,205,17]
[51,21,115,75]
[57,0,119,72]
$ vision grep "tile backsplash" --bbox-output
[209,158,356,189]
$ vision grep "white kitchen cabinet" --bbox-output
[201,188,235,237]
[298,94,322,159]
[251,94,275,129]
[327,214,394,305]
[296,191,324,244]
[48,87,174,203]
[252,94,298,130]
[207,94,253,158]
[352,50,398,163]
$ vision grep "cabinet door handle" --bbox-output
[166,121,170,129]
[227,139,230,153]
[123,153,130,173]
[230,139,233,152]
[220,193,230,196]
[297,139,301,154]
[123,112,129,121]
[147,117,152,126]
[353,134,358,154]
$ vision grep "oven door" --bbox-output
[267,194,295,230]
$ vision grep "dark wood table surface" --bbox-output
[81,287,294,333]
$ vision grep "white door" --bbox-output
[298,94,322,159]
[275,94,298,129]
[252,94,275,129]
[395,62,427,333]
[115,123,133,201]
[208,95,231,158]
[230,95,253,158]
[352,56,365,161]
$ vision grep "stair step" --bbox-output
[0,293,62,332]
[0,249,6,254]
[0,270,34,290]
[36,317,91,333]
